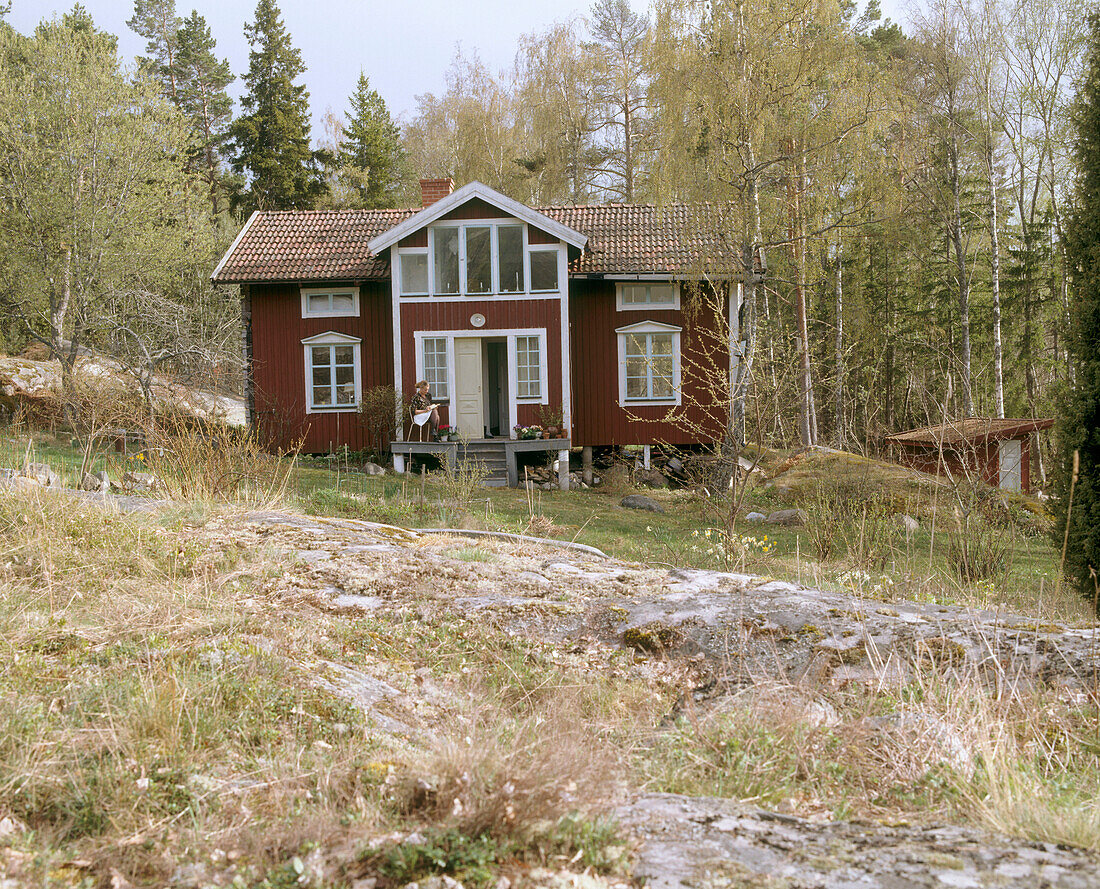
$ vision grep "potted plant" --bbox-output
[535,403,565,437]
[448,427,459,442]
[514,424,542,440]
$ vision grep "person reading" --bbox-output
[411,380,441,440]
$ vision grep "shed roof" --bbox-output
[212,200,738,284]
[884,417,1055,446]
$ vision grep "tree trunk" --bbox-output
[834,239,844,447]
[948,127,974,417]
[986,113,1004,418]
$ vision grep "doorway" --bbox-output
[485,339,508,436]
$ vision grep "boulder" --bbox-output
[744,511,767,524]
[897,514,919,534]
[636,468,669,488]
[123,470,160,492]
[621,494,665,514]
[363,461,386,476]
[765,508,807,527]
[80,470,111,493]
[21,462,59,487]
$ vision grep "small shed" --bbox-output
[884,417,1054,494]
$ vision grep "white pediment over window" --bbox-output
[301,331,362,345]
[615,320,682,335]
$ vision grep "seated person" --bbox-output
[410,380,441,439]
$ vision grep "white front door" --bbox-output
[454,337,484,439]
[999,438,1022,491]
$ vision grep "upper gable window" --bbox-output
[405,222,559,297]
[529,249,558,292]
[301,286,360,318]
[617,282,678,310]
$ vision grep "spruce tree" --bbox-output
[1054,12,1100,609]
[339,72,403,209]
[229,0,325,211]
[175,10,234,214]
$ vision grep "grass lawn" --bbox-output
[0,427,1086,622]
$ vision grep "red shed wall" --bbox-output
[892,436,1034,493]
[568,280,726,446]
[398,299,562,432]
[250,281,393,452]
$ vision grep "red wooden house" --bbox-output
[884,417,1054,494]
[212,178,739,486]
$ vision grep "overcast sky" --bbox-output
[5,0,913,135]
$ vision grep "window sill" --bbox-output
[622,398,679,406]
[307,405,360,413]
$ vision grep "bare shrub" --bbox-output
[946,519,1012,583]
[357,385,401,459]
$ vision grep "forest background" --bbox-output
[0,0,1085,485]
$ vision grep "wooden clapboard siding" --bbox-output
[399,298,563,432]
[568,279,726,446]
[250,281,393,452]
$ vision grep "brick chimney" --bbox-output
[420,177,455,207]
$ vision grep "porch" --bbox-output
[391,437,572,489]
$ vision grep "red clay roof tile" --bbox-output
[212,202,736,284]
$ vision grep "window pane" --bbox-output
[311,346,330,366]
[308,294,330,313]
[530,250,558,291]
[621,285,644,305]
[625,334,645,359]
[331,293,354,312]
[335,366,354,386]
[652,372,673,398]
[312,367,330,387]
[649,284,675,305]
[466,227,492,293]
[312,385,332,406]
[515,335,540,398]
[423,337,448,399]
[334,346,355,365]
[401,253,428,294]
[651,334,673,356]
[434,228,459,294]
[626,374,647,399]
[499,226,524,292]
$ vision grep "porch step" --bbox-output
[458,441,508,483]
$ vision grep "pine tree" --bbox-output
[127,0,181,101]
[1054,11,1100,609]
[175,11,234,214]
[229,0,325,212]
[338,72,403,208]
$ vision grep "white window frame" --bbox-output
[418,335,451,402]
[300,286,360,318]
[616,320,682,406]
[514,334,542,400]
[615,281,680,311]
[396,249,429,296]
[528,246,560,293]
[398,221,562,300]
[302,331,362,414]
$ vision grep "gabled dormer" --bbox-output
[367,180,587,302]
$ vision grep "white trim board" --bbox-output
[367,181,588,254]
[211,210,258,282]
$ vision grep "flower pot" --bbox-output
[547,426,561,438]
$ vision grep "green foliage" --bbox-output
[229,0,326,212]
[127,0,180,99]
[1053,11,1100,609]
[338,72,405,209]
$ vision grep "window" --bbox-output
[434,227,460,294]
[399,252,428,295]
[301,287,359,318]
[617,282,678,310]
[302,333,361,412]
[466,226,492,293]
[421,337,449,400]
[616,322,681,404]
[515,335,541,399]
[498,225,524,293]
[410,222,562,297]
[530,249,558,292]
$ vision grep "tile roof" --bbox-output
[212,202,738,284]
[884,417,1055,445]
